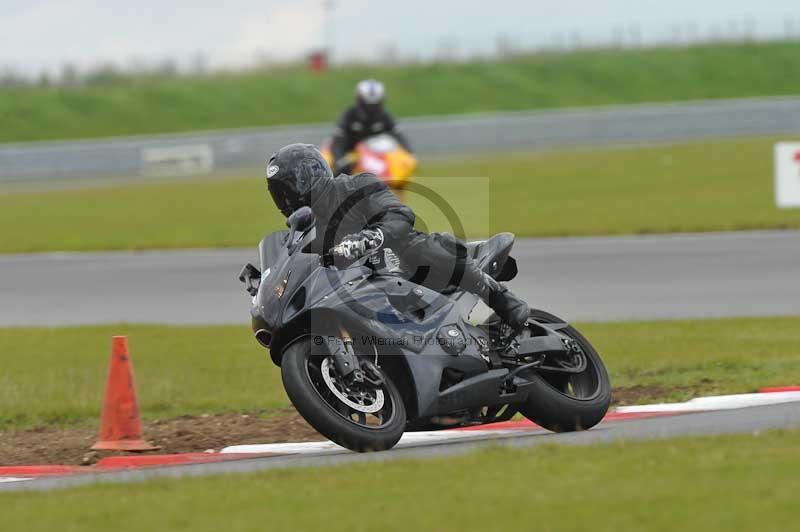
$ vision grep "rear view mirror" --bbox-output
[287,206,315,233]
[238,263,261,296]
[285,206,316,255]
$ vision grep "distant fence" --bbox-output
[2,96,799,183]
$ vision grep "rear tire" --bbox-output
[281,338,406,452]
[516,310,611,432]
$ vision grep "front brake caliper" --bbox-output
[359,359,385,387]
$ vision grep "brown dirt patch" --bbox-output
[611,381,714,406]
[612,385,676,405]
[0,408,322,467]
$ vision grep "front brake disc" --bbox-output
[321,357,385,413]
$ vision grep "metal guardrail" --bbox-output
[1,97,799,182]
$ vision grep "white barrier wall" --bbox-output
[141,144,215,177]
[775,142,800,209]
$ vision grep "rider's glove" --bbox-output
[332,228,384,260]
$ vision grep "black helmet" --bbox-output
[266,143,333,217]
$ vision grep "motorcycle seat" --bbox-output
[439,232,518,295]
[466,232,515,278]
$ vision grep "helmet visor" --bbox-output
[267,179,300,218]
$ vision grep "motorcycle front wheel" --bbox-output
[281,337,406,452]
[516,309,612,432]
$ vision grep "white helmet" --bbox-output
[355,79,385,106]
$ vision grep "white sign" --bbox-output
[775,142,800,209]
[141,144,214,178]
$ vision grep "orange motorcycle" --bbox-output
[321,133,417,200]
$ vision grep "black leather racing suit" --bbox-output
[306,172,527,325]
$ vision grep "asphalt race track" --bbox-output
[3,401,799,492]
[1,230,799,326]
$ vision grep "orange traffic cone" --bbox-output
[91,336,159,451]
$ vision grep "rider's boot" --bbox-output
[468,270,530,334]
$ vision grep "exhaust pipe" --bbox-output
[254,329,272,348]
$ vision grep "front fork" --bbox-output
[329,329,384,386]
[330,332,363,382]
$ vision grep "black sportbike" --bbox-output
[239,207,611,452]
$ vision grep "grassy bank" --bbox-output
[1,316,798,432]
[4,430,799,531]
[1,136,799,253]
[2,41,800,142]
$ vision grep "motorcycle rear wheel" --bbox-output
[516,309,612,432]
[281,337,406,452]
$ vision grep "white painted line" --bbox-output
[221,441,343,455]
[222,392,800,455]
[616,391,800,413]
[220,429,519,455]
[0,477,33,483]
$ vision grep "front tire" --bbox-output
[281,338,406,452]
[517,310,612,432]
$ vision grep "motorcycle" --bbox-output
[239,207,611,452]
[320,133,417,199]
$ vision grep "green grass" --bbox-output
[4,430,800,531]
[3,136,800,253]
[0,325,280,430]
[2,41,800,142]
[1,316,798,432]
[580,317,800,399]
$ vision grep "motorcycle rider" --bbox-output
[265,143,530,333]
[330,79,412,175]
